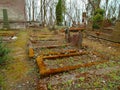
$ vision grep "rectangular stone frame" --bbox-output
[36,51,108,76]
[29,44,71,58]
[34,44,70,49]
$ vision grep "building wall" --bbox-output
[0,0,26,29]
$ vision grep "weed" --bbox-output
[48,83,52,90]
[102,63,108,68]
[66,80,72,86]
[102,87,110,90]
[93,81,100,87]
[69,57,74,63]
[109,73,120,81]
[96,64,101,69]
[76,83,81,88]
[0,75,4,90]
[79,77,85,82]
[108,82,115,88]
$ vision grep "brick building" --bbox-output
[0,0,26,29]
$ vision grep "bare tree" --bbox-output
[32,0,34,21]
[25,0,120,26]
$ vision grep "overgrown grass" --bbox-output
[0,73,6,90]
[83,38,120,58]
[0,38,10,64]
[0,75,3,89]
[0,30,30,89]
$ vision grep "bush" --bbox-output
[94,8,105,16]
[93,14,103,22]
[92,23,100,29]
[92,8,105,29]
[0,38,10,64]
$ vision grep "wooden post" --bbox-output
[78,31,83,49]
[65,28,70,43]
[82,12,86,27]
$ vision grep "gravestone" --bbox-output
[65,28,70,43]
[3,9,10,29]
[70,31,83,49]
[111,21,120,42]
[86,21,93,31]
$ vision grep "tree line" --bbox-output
[25,0,120,26]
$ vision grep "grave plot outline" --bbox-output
[36,50,109,76]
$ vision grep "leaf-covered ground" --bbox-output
[0,28,120,90]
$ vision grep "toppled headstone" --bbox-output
[111,21,120,42]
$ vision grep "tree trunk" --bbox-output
[32,0,34,21]
[43,0,46,27]
[41,0,43,24]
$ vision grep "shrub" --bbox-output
[94,8,105,16]
[92,8,105,29]
[0,38,10,64]
[93,14,103,22]
[92,23,100,29]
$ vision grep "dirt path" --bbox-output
[1,30,38,90]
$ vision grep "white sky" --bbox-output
[26,0,120,22]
